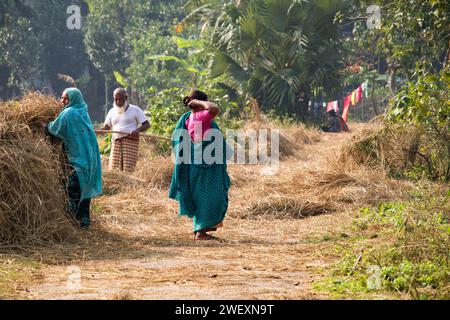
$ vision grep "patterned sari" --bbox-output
[169,112,231,233]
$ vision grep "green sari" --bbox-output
[169,112,231,232]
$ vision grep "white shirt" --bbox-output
[105,104,148,141]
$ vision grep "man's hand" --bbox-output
[130,130,140,139]
[95,124,111,135]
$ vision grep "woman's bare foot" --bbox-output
[202,222,223,233]
[194,231,217,241]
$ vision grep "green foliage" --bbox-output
[123,1,191,93]
[146,87,187,137]
[0,16,39,89]
[0,0,90,96]
[352,0,449,87]
[390,65,450,181]
[390,65,449,128]
[144,84,245,155]
[316,191,450,299]
[353,202,408,231]
[100,133,112,156]
[113,71,128,88]
[84,0,132,76]
[184,0,349,118]
[338,0,450,120]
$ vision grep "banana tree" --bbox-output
[147,36,209,88]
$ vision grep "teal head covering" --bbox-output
[64,87,87,109]
[48,88,102,200]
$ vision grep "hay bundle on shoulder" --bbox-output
[0,92,77,247]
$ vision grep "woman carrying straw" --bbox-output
[45,88,102,228]
[169,90,231,240]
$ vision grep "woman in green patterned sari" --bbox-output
[169,90,231,240]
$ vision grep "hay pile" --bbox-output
[339,123,419,171]
[98,116,406,225]
[0,92,76,246]
[228,120,409,220]
[134,156,174,189]
[241,120,321,161]
[98,157,176,234]
[232,160,406,220]
[102,172,146,195]
[102,156,174,195]
[340,121,450,182]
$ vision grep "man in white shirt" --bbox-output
[97,88,150,172]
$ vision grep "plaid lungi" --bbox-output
[109,137,139,172]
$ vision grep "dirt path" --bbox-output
[15,128,359,300]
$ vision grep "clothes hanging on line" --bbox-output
[351,85,363,106]
[326,100,339,113]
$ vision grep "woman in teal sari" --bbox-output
[169,90,231,240]
[45,88,102,228]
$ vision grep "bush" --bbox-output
[389,64,450,182]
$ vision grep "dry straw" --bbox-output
[0,93,410,249]
[0,92,77,247]
[227,122,408,220]
[102,155,174,195]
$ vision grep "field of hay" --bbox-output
[1,94,446,300]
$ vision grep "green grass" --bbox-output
[0,255,41,299]
[314,188,450,300]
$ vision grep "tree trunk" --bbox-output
[104,77,109,121]
[370,76,382,115]
[404,132,421,169]
[250,97,263,122]
[129,85,141,107]
[389,67,397,95]
[443,39,450,68]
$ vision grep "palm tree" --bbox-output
[184,0,348,119]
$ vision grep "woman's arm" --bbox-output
[188,100,220,117]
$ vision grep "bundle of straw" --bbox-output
[0,92,76,247]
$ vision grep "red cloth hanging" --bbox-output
[326,102,332,112]
[344,94,352,109]
[342,99,350,122]
[338,117,349,132]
